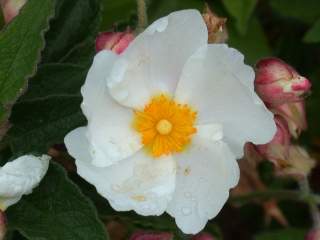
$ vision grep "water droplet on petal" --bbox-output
[181,207,192,216]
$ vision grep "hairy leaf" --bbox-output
[0,0,56,141]
[7,163,109,240]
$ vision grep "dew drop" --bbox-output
[181,207,192,216]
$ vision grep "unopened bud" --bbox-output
[95,31,134,54]
[272,101,307,139]
[305,228,320,240]
[129,231,173,240]
[0,0,26,24]
[192,232,216,240]
[0,211,6,240]
[255,58,311,106]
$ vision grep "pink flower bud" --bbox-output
[305,228,320,240]
[272,101,307,139]
[0,0,27,24]
[129,231,173,240]
[255,58,311,106]
[0,211,6,240]
[192,232,216,240]
[256,115,291,164]
[95,31,134,54]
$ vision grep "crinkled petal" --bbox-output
[65,127,176,216]
[175,44,276,157]
[166,137,239,234]
[81,50,142,167]
[0,155,50,210]
[107,9,208,108]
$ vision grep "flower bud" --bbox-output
[95,31,134,54]
[276,145,316,179]
[129,231,173,240]
[272,101,307,139]
[305,228,320,240]
[192,232,216,240]
[0,0,27,24]
[256,116,291,165]
[0,211,6,240]
[202,3,228,43]
[255,58,311,106]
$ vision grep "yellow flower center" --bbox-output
[133,94,197,157]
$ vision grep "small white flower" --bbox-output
[0,154,50,210]
[65,10,276,234]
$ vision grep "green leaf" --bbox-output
[228,17,271,65]
[41,0,100,63]
[304,18,320,43]
[269,0,320,24]
[0,0,56,141]
[8,63,87,154]
[0,7,4,29]
[7,162,109,240]
[221,0,257,34]
[255,228,307,240]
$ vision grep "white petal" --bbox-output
[0,155,50,210]
[81,50,142,167]
[167,137,239,234]
[108,10,208,108]
[65,127,176,216]
[175,44,276,157]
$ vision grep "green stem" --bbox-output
[299,176,320,228]
[136,0,148,33]
[231,189,320,205]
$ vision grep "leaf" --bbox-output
[8,63,87,154]
[0,0,56,141]
[41,0,100,63]
[303,18,320,43]
[254,228,307,240]
[221,0,257,34]
[228,17,271,65]
[269,0,320,24]
[7,162,109,240]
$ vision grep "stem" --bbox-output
[231,189,320,205]
[299,176,320,228]
[136,0,148,33]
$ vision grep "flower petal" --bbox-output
[166,137,239,234]
[65,127,176,216]
[107,10,208,108]
[0,154,50,210]
[81,50,142,167]
[175,44,276,157]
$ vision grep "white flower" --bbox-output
[0,154,50,210]
[64,10,276,234]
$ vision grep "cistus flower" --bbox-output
[273,101,307,138]
[129,231,173,240]
[0,154,49,210]
[65,10,276,234]
[0,0,26,24]
[255,58,311,106]
[95,31,135,54]
[256,116,291,164]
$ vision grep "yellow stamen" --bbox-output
[133,94,197,157]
